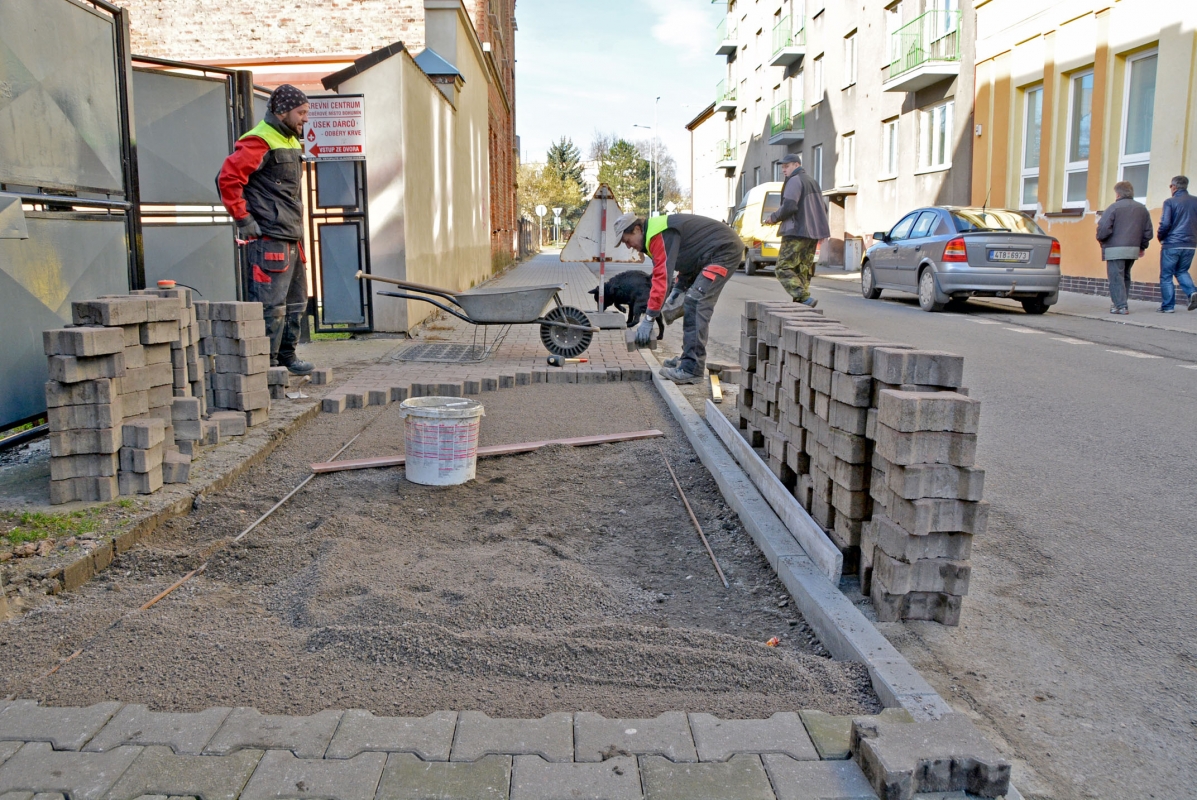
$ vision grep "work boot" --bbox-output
[281,358,314,375]
[659,365,702,385]
[662,356,681,369]
[276,312,312,374]
[800,297,818,308]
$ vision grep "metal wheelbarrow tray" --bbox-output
[355,271,598,358]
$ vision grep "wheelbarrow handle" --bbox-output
[355,271,459,302]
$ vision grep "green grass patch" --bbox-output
[311,331,353,341]
[1,508,103,545]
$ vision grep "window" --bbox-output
[842,132,856,185]
[951,208,1045,235]
[753,166,761,187]
[918,100,953,170]
[928,0,958,38]
[812,144,823,189]
[881,118,899,177]
[911,210,939,238]
[843,32,857,87]
[755,96,762,137]
[793,70,804,109]
[1020,86,1043,210]
[738,108,747,146]
[773,160,783,181]
[888,212,920,241]
[813,55,824,102]
[1064,70,1093,207]
[1120,51,1157,202]
[762,191,782,221]
[885,3,903,64]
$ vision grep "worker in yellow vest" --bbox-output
[217,84,314,375]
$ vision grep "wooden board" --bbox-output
[310,429,665,474]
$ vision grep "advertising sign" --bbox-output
[304,95,366,160]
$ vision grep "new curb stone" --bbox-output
[376,753,511,799]
[238,751,386,800]
[640,754,776,800]
[451,713,572,763]
[84,705,232,755]
[0,701,123,751]
[573,712,697,763]
[203,709,342,759]
[0,742,140,800]
[326,710,457,761]
[103,746,261,800]
[510,755,640,800]
[689,713,817,762]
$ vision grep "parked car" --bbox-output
[731,182,783,275]
[861,207,1061,314]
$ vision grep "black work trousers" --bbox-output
[247,238,308,365]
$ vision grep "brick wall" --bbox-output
[1059,275,1189,305]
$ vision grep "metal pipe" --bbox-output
[355,270,464,302]
[659,444,729,588]
[0,424,48,453]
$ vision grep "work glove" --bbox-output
[634,314,657,347]
[661,287,685,324]
[236,215,263,240]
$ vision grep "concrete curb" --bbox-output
[641,351,951,723]
[46,401,323,594]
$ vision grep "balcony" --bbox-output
[770,16,805,67]
[715,140,737,170]
[882,10,962,93]
[768,101,804,145]
[715,80,738,113]
[716,18,738,56]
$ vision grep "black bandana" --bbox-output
[269,84,309,115]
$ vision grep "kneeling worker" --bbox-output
[218,84,315,374]
[615,212,742,384]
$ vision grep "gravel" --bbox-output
[0,382,878,718]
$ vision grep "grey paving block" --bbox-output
[203,709,342,759]
[0,744,20,768]
[688,714,817,763]
[238,750,386,800]
[103,745,261,800]
[574,713,696,763]
[851,714,1009,800]
[761,756,877,800]
[326,711,457,761]
[798,711,912,761]
[0,701,123,751]
[0,742,139,800]
[376,753,510,799]
[640,754,775,800]
[451,713,571,763]
[85,705,232,755]
[510,755,640,800]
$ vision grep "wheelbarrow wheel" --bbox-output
[540,306,593,358]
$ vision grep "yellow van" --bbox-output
[731,181,783,275]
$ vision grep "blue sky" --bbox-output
[514,0,727,189]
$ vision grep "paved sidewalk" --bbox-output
[0,700,925,799]
[320,253,651,413]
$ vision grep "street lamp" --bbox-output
[632,100,661,217]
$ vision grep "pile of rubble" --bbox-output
[737,301,987,625]
[44,290,272,504]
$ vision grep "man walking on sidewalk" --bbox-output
[1096,181,1153,315]
[615,212,742,384]
[218,84,315,374]
[1157,175,1197,313]
[764,154,830,307]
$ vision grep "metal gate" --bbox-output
[0,0,139,430]
[132,57,257,303]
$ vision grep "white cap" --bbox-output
[613,213,640,237]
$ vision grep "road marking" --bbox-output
[1004,327,1045,334]
[1105,349,1163,359]
[1179,365,1197,370]
[966,319,1003,325]
[1051,337,1092,345]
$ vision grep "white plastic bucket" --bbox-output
[398,396,485,486]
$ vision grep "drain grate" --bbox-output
[395,342,496,364]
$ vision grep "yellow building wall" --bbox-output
[973,0,1197,283]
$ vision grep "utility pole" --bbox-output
[653,96,660,216]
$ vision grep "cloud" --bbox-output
[646,0,717,62]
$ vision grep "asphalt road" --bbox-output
[660,270,1197,799]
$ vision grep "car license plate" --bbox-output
[989,249,1031,263]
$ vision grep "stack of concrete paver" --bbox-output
[736,306,985,625]
[196,301,271,427]
[862,349,986,625]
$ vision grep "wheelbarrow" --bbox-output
[355,271,599,358]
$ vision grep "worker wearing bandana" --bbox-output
[217,84,314,374]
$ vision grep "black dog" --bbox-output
[588,271,664,339]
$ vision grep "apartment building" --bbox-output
[692,0,975,265]
[971,0,1197,299]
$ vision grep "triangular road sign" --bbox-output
[560,185,644,263]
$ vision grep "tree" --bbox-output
[517,159,585,242]
[596,138,650,215]
[545,137,585,194]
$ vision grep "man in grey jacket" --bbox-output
[1096,181,1153,315]
[765,154,830,306]
[1157,175,1197,312]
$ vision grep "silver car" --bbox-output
[861,207,1062,314]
